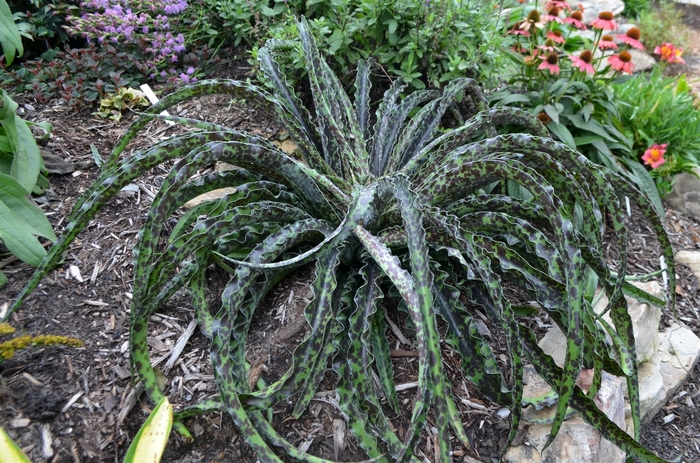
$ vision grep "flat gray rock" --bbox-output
[629,48,657,72]
[577,0,625,24]
[664,168,700,220]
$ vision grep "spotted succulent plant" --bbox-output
[6,19,676,463]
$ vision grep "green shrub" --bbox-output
[612,68,700,195]
[622,0,651,20]
[208,0,509,89]
[1,44,147,106]
[638,0,690,51]
[8,0,75,58]
[6,20,676,462]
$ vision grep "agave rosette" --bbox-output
[6,19,676,463]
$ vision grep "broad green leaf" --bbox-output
[0,201,49,267]
[573,135,603,146]
[0,173,56,240]
[0,90,41,192]
[567,114,615,141]
[543,104,560,124]
[0,174,55,267]
[618,157,666,221]
[547,122,576,149]
[496,93,532,105]
[0,91,19,148]
[0,0,23,66]
[0,135,11,154]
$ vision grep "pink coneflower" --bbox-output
[538,52,561,74]
[511,43,528,55]
[547,30,566,44]
[642,143,667,169]
[617,27,644,50]
[564,10,587,29]
[508,22,531,36]
[598,35,619,50]
[654,42,686,64]
[590,11,618,30]
[545,0,571,11]
[570,50,595,74]
[608,51,634,73]
[538,38,558,53]
[520,9,544,32]
[524,49,540,65]
[542,6,564,23]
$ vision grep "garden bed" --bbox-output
[2,7,700,463]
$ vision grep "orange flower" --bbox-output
[642,143,667,169]
[654,43,685,64]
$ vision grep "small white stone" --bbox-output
[69,265,84,283]
[497,407,511,419]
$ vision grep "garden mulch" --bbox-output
[2,10,700,462]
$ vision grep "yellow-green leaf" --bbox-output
[123,397,173,463]
[0,425,33,463]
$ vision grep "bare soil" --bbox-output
[2,12,700,462]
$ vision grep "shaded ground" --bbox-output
[2,13,700,463]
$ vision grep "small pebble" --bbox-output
[10,418,31,428]
[497,407,511,419]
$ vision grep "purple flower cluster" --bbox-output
[64,0,190,83]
